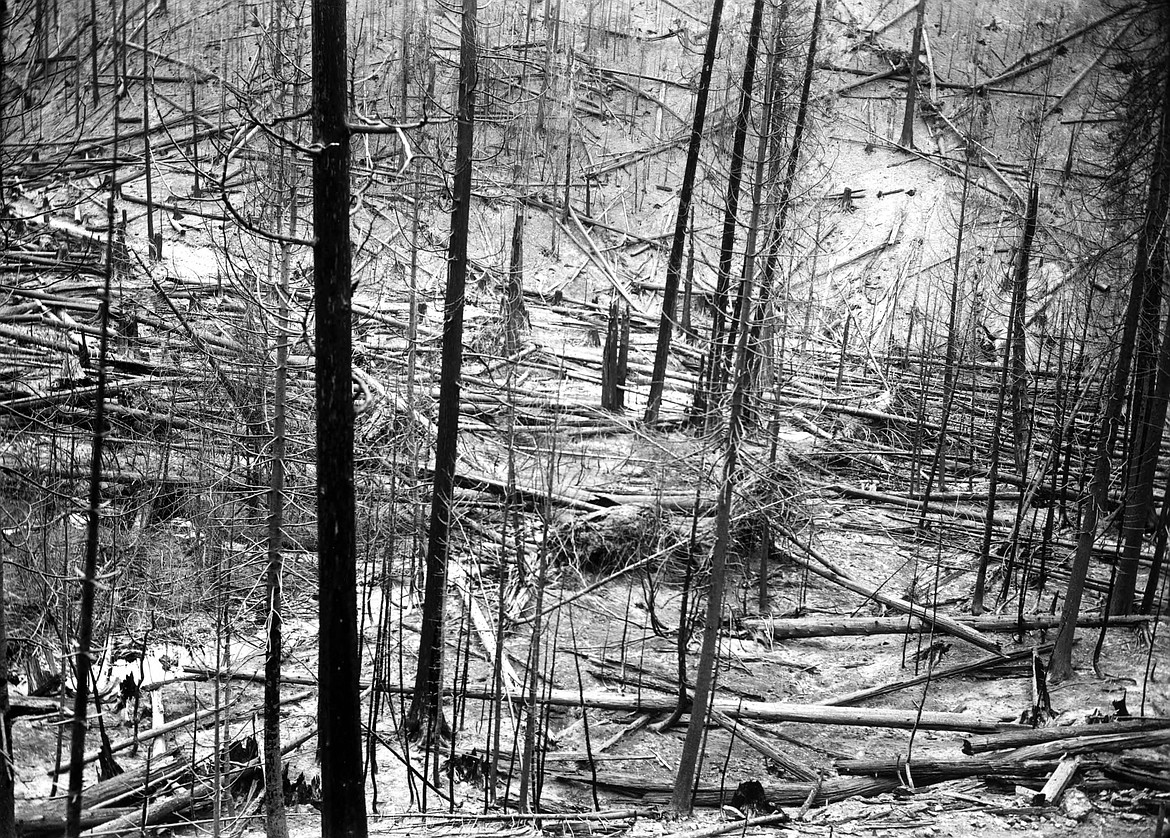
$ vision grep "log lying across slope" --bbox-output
[741,613,1157,639]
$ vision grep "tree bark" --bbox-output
[1114,37,1170,614]
[1049,39,1170,679]
[0,3,14,830]
[898,0,927,148]
[313,0,367,829]
[701,0,765,414]
[409,0,477,743]
[671,30,766,800]
[644,0,726,424]
[263,201,294,838]
[66,138,118,838]
[742,0,822,402]
[1008,183,1038,477]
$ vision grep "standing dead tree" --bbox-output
[699,0,766,417]
[898,0,927,148]
[312,0,367,830]
[409,0,478,746]
[644,0,726,424]
[1051,26,1170,678]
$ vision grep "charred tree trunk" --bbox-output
[1009,183,1039,476]
[65,101,119,838]
[0,5,13,830]
[743,0,822,399]
[1114,44,1170,615]
[313,0,367,829]
[671,187,762,820]
[898,0,927,148]
[409,0,477,743]
[700,0,765,414]
[503,205,528,355]
[644,0,726,424]
[1050,39,1170,678]
[264,197,295,838]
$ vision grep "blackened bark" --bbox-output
[313,0,367,829]
[0,4,13,830]
[1009,184,1039,476]
[1114,42,1170,614]
[1050,38,1170,678]
[670,178,763,820]
[898,0,927,148]
[644,0,726,424]
[743,0,822,398]
[66,116,118,838]
[409,0,477,743]
[702,0,765,413]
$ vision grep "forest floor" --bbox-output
[3,0,1170,834]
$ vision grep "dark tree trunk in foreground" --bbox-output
[644,0,726,424]
[1051,38,1170,678]
[898,0,927,148]
[66,116,118,838]
[0,2,14,831]
[0,538,11,838]
[313,0,367,829]
[409,0,477,743]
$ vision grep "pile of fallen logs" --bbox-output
[555,716,1170,813]
[10,687,315,836]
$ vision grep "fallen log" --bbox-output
[5,695,60,719]
[556,770,898,808]
[787,560,1001,656]
[88,783,213,834]
[822,645,1047,707]
[15,803,138,836]
[825,483,1010,525]
[769,522,1002,655]
[741,614,1154,639]
[1035,754,1082,805]
[835,754,1054,783]
[709,706,819,782]
[79,750,188,809]
[963,718,1170,755]
[51,688,313,775]
[1006,727,1170,762]
[180,667,1014,733]
[1099,756,1170,792]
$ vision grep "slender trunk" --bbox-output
[1115,49,1170,614]
[1142,467,1170,613]
[504,205,528,355]
[313,0,367,829]
[898,0,926,148]
[409,0,477,742]
[0,3,11,829]
[671,177,763,819]
[1050,38,1170,679]
[973,268,1024,615]
[66,151,118,838]
[644,0,726,423]
[702,0,765,412]
[264,196,295,838]
[1009,183,1039,476]
[917,150,973,524]
[743,0,822,397]
[0,533,10,838]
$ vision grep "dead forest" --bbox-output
[0,0,1168,835]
